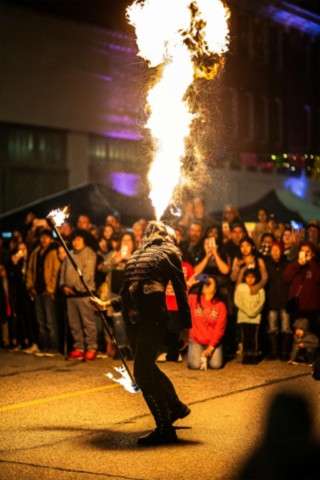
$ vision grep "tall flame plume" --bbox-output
[127,0,230,219]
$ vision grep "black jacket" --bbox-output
[265,258,289,310]
[121,239,191,328]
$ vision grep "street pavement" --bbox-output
[0,350,319,480]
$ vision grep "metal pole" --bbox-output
[47,217,137,387]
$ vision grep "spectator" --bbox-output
[105,213,122,233]
[252,208,269,247]
[284,242,320,336]
[188,275,227,370]
[281,227,298,262]
[60,230,98,361]
[223,205,240,226]
[231,238,268,294]
[306,222,320,258]
[58,221,73,246]
[25,218,50,252]
[234,269,266,364]
[180,222,204,266]
[26,229,60,356]
[8,242,35,351]
[178,199,194,229]
[132,221,144,248]
[192,197,212,231]
[224,223,247,264]
[157,260,194,363]
[265,242,291,360]
[76,214,92,231]
[102,224,115,243]
[259,233,275,259]
[97,231,136,358]
[193,232,230,289]
[289,318,319,365]
[0,264,11,349]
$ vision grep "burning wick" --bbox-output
[47,206,70,227]
[105,366,140,394]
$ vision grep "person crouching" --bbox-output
[188,275,227,370]
[289,318,319,365]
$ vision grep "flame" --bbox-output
[105,366,140,394]
[47,206,70,227]
[127,0,230,219]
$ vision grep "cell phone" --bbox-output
[1,232,13,239]
[195,273,209,283]
[121,245,128,257]
[299,251,306,262]
[208,237,216,250]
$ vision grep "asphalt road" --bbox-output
[0,351,319,480]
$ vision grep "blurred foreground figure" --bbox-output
[235,391,320,479]
[93,221,191,446]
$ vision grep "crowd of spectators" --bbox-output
[1,199,320,370]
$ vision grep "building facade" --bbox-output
[0,1,320,215]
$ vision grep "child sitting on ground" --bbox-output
[289,318,319,365]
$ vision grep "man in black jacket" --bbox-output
[93,221,191,446]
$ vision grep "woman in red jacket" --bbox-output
[188,275,227,369]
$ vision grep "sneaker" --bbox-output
[85,350,97,361]
[23,344,40,355]
[68,349,85,360]
[96,352,108,359]
[45,352,58,357]
[137,427,178,446]
[177,354,183,363]
[156,353,167,363]
[10,345,22,352]
[170,403,191,424]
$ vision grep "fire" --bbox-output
[127,0,230,219]
[105,366,140,394]
[47,206,70,227]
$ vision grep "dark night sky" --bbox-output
[4,0,320,34]
[4,0,134,33]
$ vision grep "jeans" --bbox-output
[268,310,291,334]
[187,341,223,369]
[34,293,59,352]
[67,297,97,350]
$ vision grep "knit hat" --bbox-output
[293,318,309,331]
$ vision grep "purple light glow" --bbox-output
[264,5,320,36]
[104,130,143,141]
[102,114,137,126]
[108,43,135,54]
[283,172,308,199]
[109,172,140,197]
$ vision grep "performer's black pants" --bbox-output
[132,293,182,429]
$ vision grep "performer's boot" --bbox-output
[137,395,178,446]
[170,402,191,424]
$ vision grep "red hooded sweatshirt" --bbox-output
[189,294,227,347]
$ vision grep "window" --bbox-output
[0,123,65,166]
